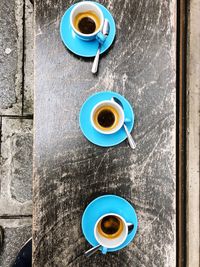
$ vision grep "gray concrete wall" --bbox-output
[0,0,33,266]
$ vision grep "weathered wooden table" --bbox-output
[33,0,176,266]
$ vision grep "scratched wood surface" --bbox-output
[33,0,176,266]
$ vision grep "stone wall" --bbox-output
[0,0,33,266]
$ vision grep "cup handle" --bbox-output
[101,246,108,254]
[127,222,134,234]
[96,32,106,45]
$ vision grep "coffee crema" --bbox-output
[93,105,119,131]
[97,215,123,239]
[73,11,100,34]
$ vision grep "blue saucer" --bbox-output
[79,91,134,147]
[60,3,116,57]
[82,195,138,252]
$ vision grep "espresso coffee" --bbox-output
[98,109,115,128]
[93,105,119,131]
[78,17,96,34]
[101,216,120,234]
[74,11,101,34]
[97,215,123,239]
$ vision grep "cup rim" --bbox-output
[70,1,104,37]
[94,213,128,249]
[90,100,124,134]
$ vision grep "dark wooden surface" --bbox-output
[33,0,176,266]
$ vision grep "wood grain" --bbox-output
[33,0,176,266]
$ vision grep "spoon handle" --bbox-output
[92,46,100,74]
[124,124,136,149]
[85,244,101,257]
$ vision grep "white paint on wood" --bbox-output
[187,0,200,266]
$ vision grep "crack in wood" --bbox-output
[21,0,26,116]
[176,0,188,266]
[0,117,2,157]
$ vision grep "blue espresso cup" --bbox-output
[70,1,106,44]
